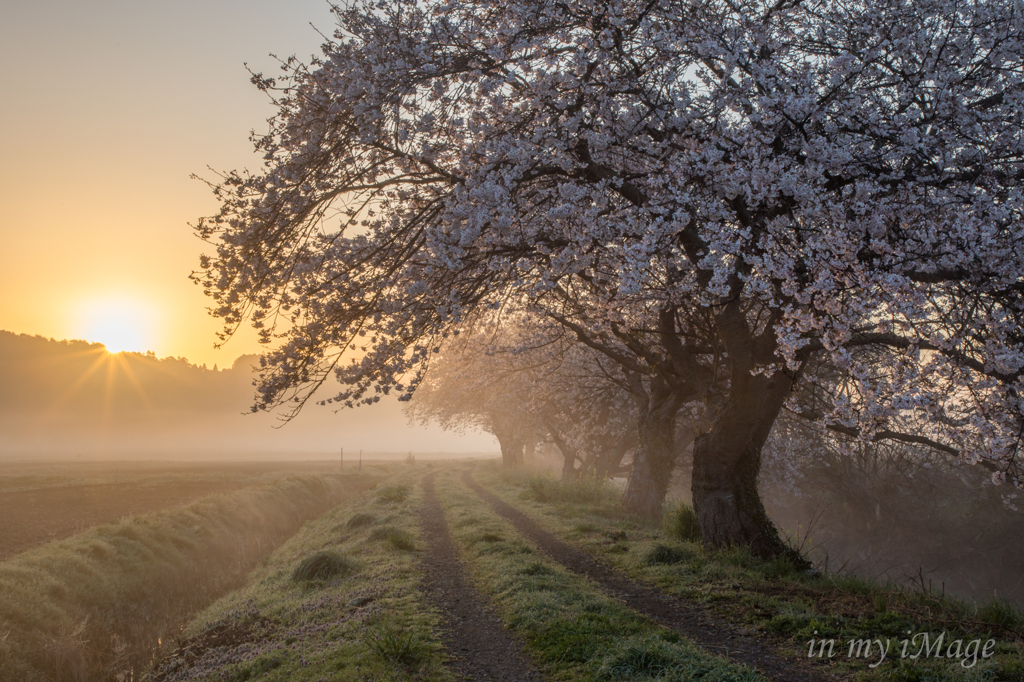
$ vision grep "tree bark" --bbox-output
[495,432,524,468]
[546,423,579,480]
[595,432,637,479]
[621,380,682,521]
[690,302,805,564]
[557,440,581,477]
[560,446,578,480]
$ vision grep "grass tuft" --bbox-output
[365,622,429,668]
[369,526,417,551]
[645,543,691,566]
[291,551,356,582]
[596,636,761,681]
[665,501,702,542]
[766,554,798,579]
[375,485,410,504]
[345,512,377,530]
[521,561,553,576]
[596,636,686,679]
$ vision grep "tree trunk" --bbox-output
[560,447,578,480]
[690,368,804,563]
[595,433,637,479]
[621,384,682,521]
[495,432,524,468]
[546,425,579,480]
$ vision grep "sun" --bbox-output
[77,297,157,354]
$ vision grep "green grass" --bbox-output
[365,622,432,669]
[474,463,1024,682]
[0,474,368,682]
[147,468,454,682]
[369,525,418,551]
[595,635,760,681]
[376,485,410,504]
[645,543,693,566]
[292,551,357,582]
[522,474,621,507]
[435,469,764,682]
[665,501,702,543]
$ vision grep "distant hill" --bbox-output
[0,332,256,415]
[0,331,494,458]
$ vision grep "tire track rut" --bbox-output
[462,469,825,682]
[420,472,542,681]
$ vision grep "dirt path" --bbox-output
[462,470,825,682]
[420,472,542,681]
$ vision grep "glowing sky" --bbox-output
[0,0,337,366]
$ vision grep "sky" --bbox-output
[0,0,339,367]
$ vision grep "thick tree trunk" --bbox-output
[690,366,804,563]
[495,432,524,468]
[621,386,682,521]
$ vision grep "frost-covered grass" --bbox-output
[146,467,455,682]
[436,469,764,682]
[0,473,368,682]
[476,463,1024,682]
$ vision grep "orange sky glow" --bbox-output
[0,0,338,367]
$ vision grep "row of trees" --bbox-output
[194,0,1024,560]
[406,321,640,479]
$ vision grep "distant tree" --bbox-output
[405,324,542,467]
[197,0,1024,558]
[406,319,637,475]
[498,321,640,480]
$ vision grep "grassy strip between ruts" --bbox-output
[433,468,765,682]
[0,472,375,682]
[473,463,1024,682]
[145,465,457,682]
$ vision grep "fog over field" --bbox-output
[0,331,495,459]
[2,0,1023,679]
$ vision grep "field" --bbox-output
[0,460,349,560]
[138,461,1022,682]
[2,458,1020,682]
[0,462,380,682]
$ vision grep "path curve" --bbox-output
[462,469,824,682]
[420,472,542,681]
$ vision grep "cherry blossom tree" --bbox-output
[405,326,541,467]
[407,318,638,476]
[516,326,639,480]
[196,0,1024,558]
